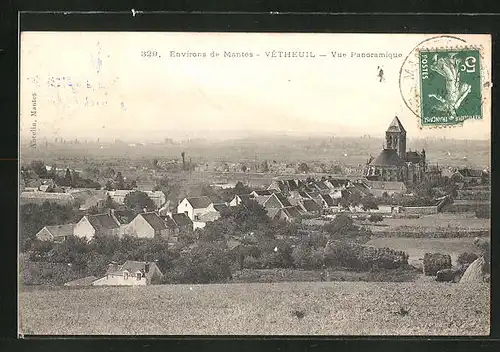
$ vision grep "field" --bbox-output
[366,237,481,267]
[19,281,489,335]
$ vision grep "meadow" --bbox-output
[19,281,489,336]
[362,213,490,234]
[366,237,481,267]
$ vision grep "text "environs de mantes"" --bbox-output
[168,50,404,59]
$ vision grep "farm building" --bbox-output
[124,212,168,238]
[20,192,75,206]
[177,196,213,221]
[362,180,407,197]
[192,211,221,230]
[35,223,75,243]
[73,214,120,240]
[297,199,321,215]
[64,276,98,287]
[451,168,489,185]
[93,261,163,286]
[263,193,292,209]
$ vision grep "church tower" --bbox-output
[385,116,406,160]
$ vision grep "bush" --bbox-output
[475,208,491,219]
[291,245,324,269]
[423,253,452,276]
[368,214,384,223]
[457,252,479,266]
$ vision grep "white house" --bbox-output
[125,212,169,239]
[35,224,75,243]
[177,196,213,221]
[73,214,120,241]
[92,261,163,286]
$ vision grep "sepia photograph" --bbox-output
[18,32,491,335]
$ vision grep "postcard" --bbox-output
[19,32,491,336]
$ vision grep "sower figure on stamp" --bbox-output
[428,53,472,120]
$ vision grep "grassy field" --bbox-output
[366,237,481,267]
[362,213,490,234]
[19,281,489,336]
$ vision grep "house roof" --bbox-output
[112,209,137,224]
[314,181,330,190]
[457,168,485,178]
[369,149,406,167]
[196,211,220,222]
[255,195,272,206]
[43,224,75,238]
[320,194,335,207]
[386,116,406,133]
[185,196,213,209]
[139,212,167,231]
[115,261,162,276]
[212,203,229,213]
[274,193,292,207]
[298,191,312,199]
[266,208,281,219]
[252,190,273,196]
[85,214,120,231]
[282,206,302,218]
[171,213,193,227]
[300,199,321,212]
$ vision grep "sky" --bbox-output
[20,32,491,141]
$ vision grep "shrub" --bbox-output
[423,253,452,276]
[291,245,324,269]
[368,214,384,223]
[457,252,479,266]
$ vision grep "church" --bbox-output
[364,117,426,186]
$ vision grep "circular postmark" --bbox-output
[398,35,489,129]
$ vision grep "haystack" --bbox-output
[460,256,485,283]
[423,253,451,276]
[436,269,455,282]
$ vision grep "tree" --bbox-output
[297,162,309,173]
[115,172,125,190]
[124,191,156,212]
[368,214,384,223]
[241,164,248,173]
[361,196,379,211]
[105,180,114,191]
[105,195,117,209]
[64,168,72,187]
[30,160,47,177]
[152,159,159,168]
[261,160,269,172]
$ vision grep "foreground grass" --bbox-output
[19,281,489,335]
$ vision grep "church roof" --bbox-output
[386,116,406,133]
[370,149,406,167]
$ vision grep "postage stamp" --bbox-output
[398,35,491,130]
[418,48,482,127]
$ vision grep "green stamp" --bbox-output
[419,48,482,127]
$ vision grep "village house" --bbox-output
[362,180,407,197]
[73,213,120,241]
[20,191,76,206]
[275,206,303,222]
[163,212,193,241]
[93,260,163,286]
[109,209,137,236]
[107,190,166,209]
[250,190,274,198]
[297,199,322,215]
[263,193,293,209]
[124,212,169,239]
[177,196,213,221]
[35,223,76,243]
[192,211,221,230]
[314,193,337,209]
[229,194,252,207]
[451,168,489,185]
